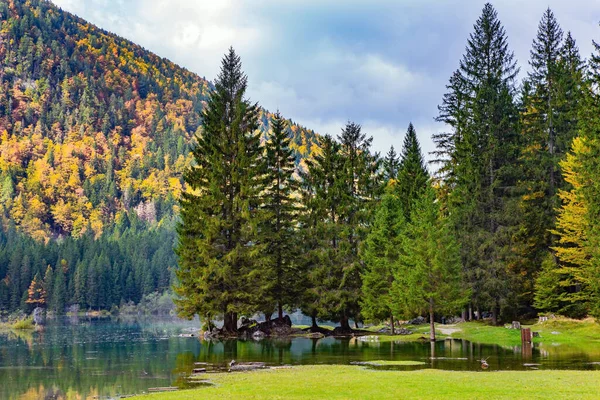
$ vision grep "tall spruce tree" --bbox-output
[396,123,429,221]
[383,146,400,181]
[517,10,585,309]
[360,185,404,333]
[301,124,381,331]
[175,48,264,333]
[300,135,344,327]
[260,111,300,320]
[391,185,467,341]
[335,122,381,330]
[434,3,520,323]
[51,261,66,314]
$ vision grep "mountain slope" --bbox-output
[0,0,319,242]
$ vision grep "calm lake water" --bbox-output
[1,317,600,399]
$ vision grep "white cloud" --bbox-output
[52,0,600,163]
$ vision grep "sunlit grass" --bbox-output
[133,365,600,399]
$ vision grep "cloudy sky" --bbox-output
[53,0,600,159]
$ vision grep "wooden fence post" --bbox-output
[521,328,532,344]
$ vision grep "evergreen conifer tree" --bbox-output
[42,265,53,309]
[300,135,345,327]
[383,146,400,181]
[434,3,520,323]
[51,261,66,314]
[335,122,381,330]
[260,111,300,320]
[391,185,467,341]
[175,48,264,333]
[517,11,585,308]
[396,123,429,221]
[360,185,404,333]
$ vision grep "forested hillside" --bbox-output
[0,0,319,242]
[0,0,319,313]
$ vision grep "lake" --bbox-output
[1,317,600,399]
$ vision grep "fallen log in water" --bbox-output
[148,387,178,392]
[229,360,267,372]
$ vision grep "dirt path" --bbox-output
[437,325,461,335]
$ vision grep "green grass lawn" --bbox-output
[373,317,600,348]
[133,365,600,399]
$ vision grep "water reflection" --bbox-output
[1,318,600,399]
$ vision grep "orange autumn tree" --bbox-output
[26,273,46,307]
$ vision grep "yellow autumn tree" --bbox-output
[535,137,590,316]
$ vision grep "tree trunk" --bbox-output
[223,312,231,332]
[354,320,359,330]
[311,312,318,329]
[492,300,499,326]
[278,302,283,320]
[223,311,238,333]
[429,298,435,342]
[390,313,395,335]
[340,315,351,332]
[468,304,473,321]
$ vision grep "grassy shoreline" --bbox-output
[0,316,35,330]
[359,317,600,347]
[133,365,600,399]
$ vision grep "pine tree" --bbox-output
[396,123,429,221]
[383,146,400,181]
[42,265,53,309]
[391,185,467,341]
[335,122,381,330]
[300,135,345,327]
[74,260,87,307]
[434,3,520,323]
[360,185,404,332]
[175,48,264,333]
[260,111,300,320]
[7,248,22,311]
[516,11,585,307]
[51,261,66,314]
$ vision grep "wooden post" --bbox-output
[521,328,532,344]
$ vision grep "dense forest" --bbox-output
[3,0,600,328]
[0,0,319,313]
[176,3,600,335]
